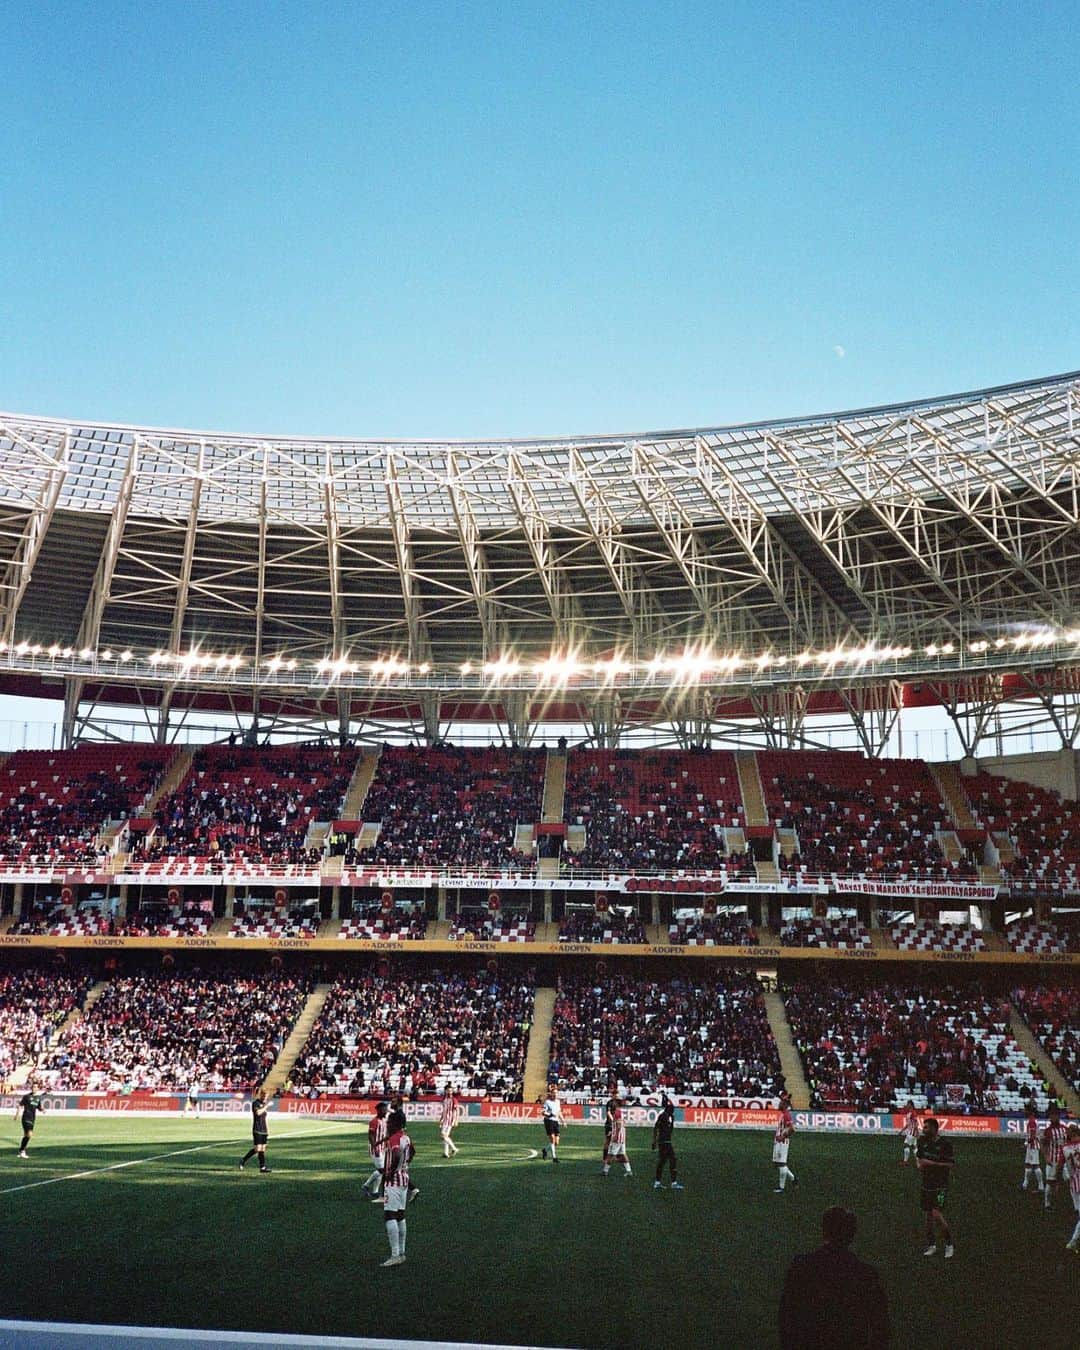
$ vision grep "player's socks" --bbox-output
[19,1134,30,1153]
[1066,1218,1080,1249]
[398,1218,406,1255]
[386,1220,401,1257]
[241,1147,257,1166]
[623,1164,632,1175]
[944,1244,955,1259]
[602,1165,610,1175]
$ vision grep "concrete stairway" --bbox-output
[735,751,769,827]
[566,825,585,854]
[143,748,194,816]
[0,915,14,934]
[869,927,895,951]
[340,751,379,820]
[541,752,568,823]
[762,986,811,1108]
[991,831,1017,866]
[319,918,342,940]
[755,860,780,885]
[514,823,535,854]
[428,919,452,939]
[523,987,557,1100]
[776,827,799,859]
[262,983,333,1098]
[937,829,964,864]
[209,915,232,936]
[929,763,978,829]
[724,826,747,854]
[304,820,331,853]
[1008,1006,1080,1115]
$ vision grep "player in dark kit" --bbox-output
[651,1095,683,1189]
[915,1117,955,1259]
[15,1084,44,1158]
[239,1093,271,1174]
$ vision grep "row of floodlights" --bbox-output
[0,629,1075,680]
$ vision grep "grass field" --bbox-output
[0,1115,1076,1349]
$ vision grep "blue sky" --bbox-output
[2,1,1077,440]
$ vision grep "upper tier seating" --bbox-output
[780,917,872,950]
[890,919,987,953]
[1010,984,1080,1092]
[966,772,1080,889]
[760,749,959,880]
[668,912,758,946]
[120,905,211,938]
[133,745,358,867]
[563,749,743,872]
[350,747,543,869]
[1004,918,1078,956]
[0,745,175,865]
[549,970,783,1099]
[0,961,93,1085]
[39,966,312,1092]
[338,908,427,941]
[783,976,1049,1112]
[287,964,534,1098]
[228,908,319,939]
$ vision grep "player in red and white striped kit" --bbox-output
[901,1106,920,1166]
[1042,1105,1068,1211]
[773,1092,798,1193]
[380,1109,416,1267]
[440,1087,460,1158]
[1021,1103,1044,1194]
[601,1103,632,1176]
[362,1100,389,1201]
[1062,1124,1080,1253]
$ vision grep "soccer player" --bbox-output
[1062,1124,1080,1254]
[916,1117,955,1258]
[14,1082,44,1158]
[602,1102,632,1176]
[651,1094,682,1189]
[1042,1104,1067,1211]
[239,1093,271,1173]
[381,1108,415,1267]
[185,1081,201,1117]
[541,1086,563,1163]
[439,1087,460,1159]
[362,1100,390,1199]
[602,1089,620,1169]
[900,1105,919,1166]
[1021,1103,1044,1193]
[773,1091,798,1193]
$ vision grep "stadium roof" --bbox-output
[1,370,1079,740]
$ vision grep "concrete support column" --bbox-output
[331,886,341,921]
[437,886,447,922]
[13,883,24,919]
[224,885,235,919]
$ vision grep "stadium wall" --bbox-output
[968,746,1080,802]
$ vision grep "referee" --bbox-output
[651,1094,682,1189]
[239,1093,272,1174]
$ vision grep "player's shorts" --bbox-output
[384,1185,409,1212]
[1024,1145,1041,1166]
[772,1142,790,1165]
[657,1140,676,1163]
[903,1133,918,1147]
[544,1118,560,1138]
[439,1124,454,1137]
[1071,1189,1080,1215]
[920,1187,948,1212]
[252,1131,268,1145]
[1045,1162,1061,1182]
[370,1150,385,1167]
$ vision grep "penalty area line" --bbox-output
[0,1122,356,1198]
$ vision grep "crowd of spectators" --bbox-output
[669,910,758,945]
[760,751,962,880]
[287,963,534,1099]
[229,907,319,939]
[131,746,357,867]
[339,904,428,940]
[563,750,739,873]
[448,910,536,942]
[1011,984,1080,1092]
[0,961,92,1087]
[350,747,543,870]
[39,965,311,1092]
[549,970,783,1099]
[0,746,174,866]
[966,772,1080,889]
[782,976,1051,1111]
[558,907,647,944]
[120,904,213,937]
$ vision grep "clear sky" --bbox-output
[0,2,1077,747]
[2,1,1077,441]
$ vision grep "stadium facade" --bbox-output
[1,369,1079,753]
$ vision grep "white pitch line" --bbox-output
[0,1122,355,1198]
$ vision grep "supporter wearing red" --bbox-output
[1011,983,1079,1092]
[0,961,92,1085]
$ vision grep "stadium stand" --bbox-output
[228,906,320,939]
[780,916,872,950]
[669,911,758,946]
[888,918,987,953]
[1004,916,1079,956]
[0,745,175,865]
[38,965,312,1092]
[558,908,647,944]
[1010,984,1080,1091]
[782,975,1052,1112]
[966,772,1080,889]
[448,911,536,942]
[285,963,535,1098]
[131,745,358,868]
[760,750,963,879]
[338,906,427,941]
[349,746,543,869]
[121,905,212,938]
[548,970,783,1099]
[0,960,93,1087]
[562,749,741,871]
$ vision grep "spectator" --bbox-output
[779,1206,890,1349]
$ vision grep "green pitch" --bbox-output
[0,1116,1075,1349]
